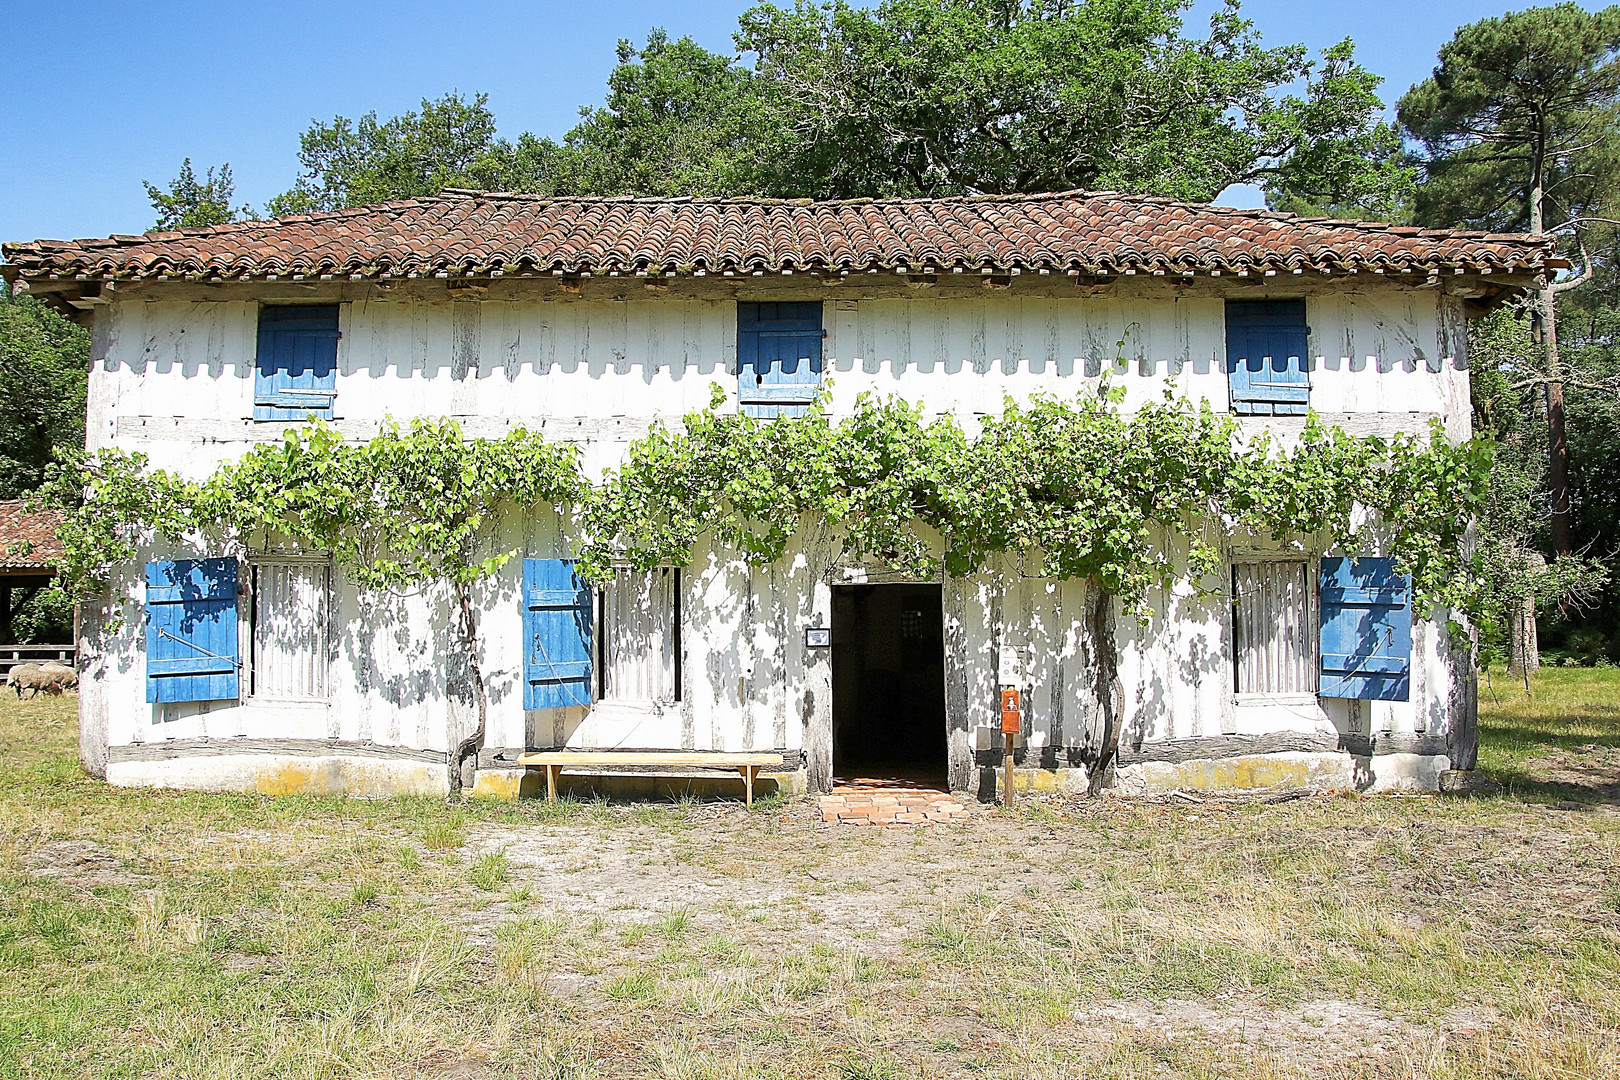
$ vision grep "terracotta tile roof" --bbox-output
[0,500,64,572]
[1,189,1557,282]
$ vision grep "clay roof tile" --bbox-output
[3,190,1559,284]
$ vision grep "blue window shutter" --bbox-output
[254,305,339,421]
[1226,300,1309,416]
[737,302,823,418]
[145,558,240,703]
[1319,556,1411,701]
[522,559,594,710]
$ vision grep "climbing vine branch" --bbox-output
[41,388,1492,625]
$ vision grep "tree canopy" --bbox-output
[1399,3,1620,236]
[0,282,87,499]
[143,159,249,230]
[221,0,1408,211]
[265,93,561,216]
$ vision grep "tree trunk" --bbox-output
[1506,592,1541,679]
[1086,586,1122,797]
[1539,284,1574,556]
[449,580,489,797]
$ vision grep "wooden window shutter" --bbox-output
[1319,556,1412,701]
[522,559,594,710]
[145,558,241,703]
[737,301,823,418]
[1226,300,1310,416]
[254,305,339,421]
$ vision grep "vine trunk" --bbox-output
[450,580,488,797]
[1086,585,1123,796]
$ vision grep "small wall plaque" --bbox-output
[998,645,1025,687]
[805,627,832,648]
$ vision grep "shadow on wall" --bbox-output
[342,298,733,387]
[1121,576,1224,750]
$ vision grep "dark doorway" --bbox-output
[831,583,948,786]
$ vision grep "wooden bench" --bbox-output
[514,751,783,806]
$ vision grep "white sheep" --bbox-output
[6,662,77,698]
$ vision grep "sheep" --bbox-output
[6,664,44,698]
[6,662,76,698]
[39,661,77,692]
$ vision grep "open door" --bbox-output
[830,583,947,787]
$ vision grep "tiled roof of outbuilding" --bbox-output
[2,189,1557,282]
[0,500,64,572]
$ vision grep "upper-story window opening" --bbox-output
[737,302,823,418]
[1225,300,1309,416]
[254,305,340,421]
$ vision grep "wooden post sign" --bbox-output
[1000,687,1020,808]
[1000,688,1021,734]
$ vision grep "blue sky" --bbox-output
[0,1,1572,246]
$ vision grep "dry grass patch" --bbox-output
[2,674,1620,1077]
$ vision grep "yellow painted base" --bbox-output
[472,767,807,802]
[106,755,448,797]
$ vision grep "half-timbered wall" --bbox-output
[82,281,1474,796]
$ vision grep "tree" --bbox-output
[143,159,250,230]
[1545,222,1620,661]
[250,2,1411,212]
[266,93,560,215]
[730,0,1411,206]
[555,31,784,197]
[1399,4,1620,559]
[1469,307,1608,676]
[0,282,87,498]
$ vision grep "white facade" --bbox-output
[75,274,1481,798]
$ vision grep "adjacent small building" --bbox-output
[1,190,1554,798]
[0,499,69,666]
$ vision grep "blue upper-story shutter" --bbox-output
[254,305,339,421]
[146,558,240,703]
[1319,556,1411,701]
[737,302,823,418]
[1226,300,1309,416]
[522,559,594,710]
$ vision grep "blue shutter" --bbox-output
[254,305,339,421]
[1226,300,1309,416]
[522,559,594,710]
[146,558,240,704]
[1319,556,1411,701]
[738,302,823,418]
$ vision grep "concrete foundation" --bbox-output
[105,754,450,797]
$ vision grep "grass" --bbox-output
[1477,665,1620,799]
[0,672,1618,1077]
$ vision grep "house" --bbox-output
[1,190,1553,798]
[0,500,72,671]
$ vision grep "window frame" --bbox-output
[246,556,333,703]
[1225,299,1311,416]
[736,301,825,418]
[1230,558,1319,703]
[253,303,343,422]
[594,566,682,706]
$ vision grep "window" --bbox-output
[249,560,330,700]
[1232,560,1316,697]
[255,305,339,421]
[737,302,823,418]
[598,567,680,703]
[1226,300,1309,415]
